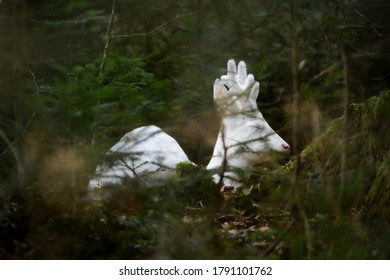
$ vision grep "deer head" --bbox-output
[207,59,290,189]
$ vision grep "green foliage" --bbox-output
[42,57,154,139]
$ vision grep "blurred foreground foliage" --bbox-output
[1,91,389,259]
[1,0,389,259]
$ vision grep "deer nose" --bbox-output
[282,143,290,152]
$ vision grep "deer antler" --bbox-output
[214,59,259,112]
[221,60,255,93]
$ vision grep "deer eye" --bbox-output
[253,124,265,132]
[222,80,234,90]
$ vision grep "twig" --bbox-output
[355,9,384,28]
[112,12,197,38]
[338,46,349,208]
[218,123,228,187]
[305,62,341,86]
[0,129,24,184]
[260,219,295,258]
[355,9,383,37]
[224,6,278,51]
[93,0,116,146]
[99,0,116,77]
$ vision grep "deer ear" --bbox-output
[214,79,243,113]
[213,79,229,101]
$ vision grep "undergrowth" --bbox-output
[1,92,389,259]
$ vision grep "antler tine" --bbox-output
[237,61,247,86]
[249,81,260,103]
[226,59,237,82]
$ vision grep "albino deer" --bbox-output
[207,59,290,190]
[88,59,289,191]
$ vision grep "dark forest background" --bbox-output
[0,0,389,259]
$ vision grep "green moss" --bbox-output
[283,115,344,175]
[175,161,197,177]
[364,152,390,222]
[282,90,390,222]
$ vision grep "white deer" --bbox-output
[88,59,289,191]
[207,59,290,190]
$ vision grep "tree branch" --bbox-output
[99,0,116,77]
[93,0,116,146]
[355,9,383,37]
[112,12,197,38]
[306,61,341,86]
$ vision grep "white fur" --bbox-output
[206,59,290,189]
[88,125,191,188]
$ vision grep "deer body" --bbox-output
[206,107,290,188]
[88,59,289,191]
[88,125,191,188]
